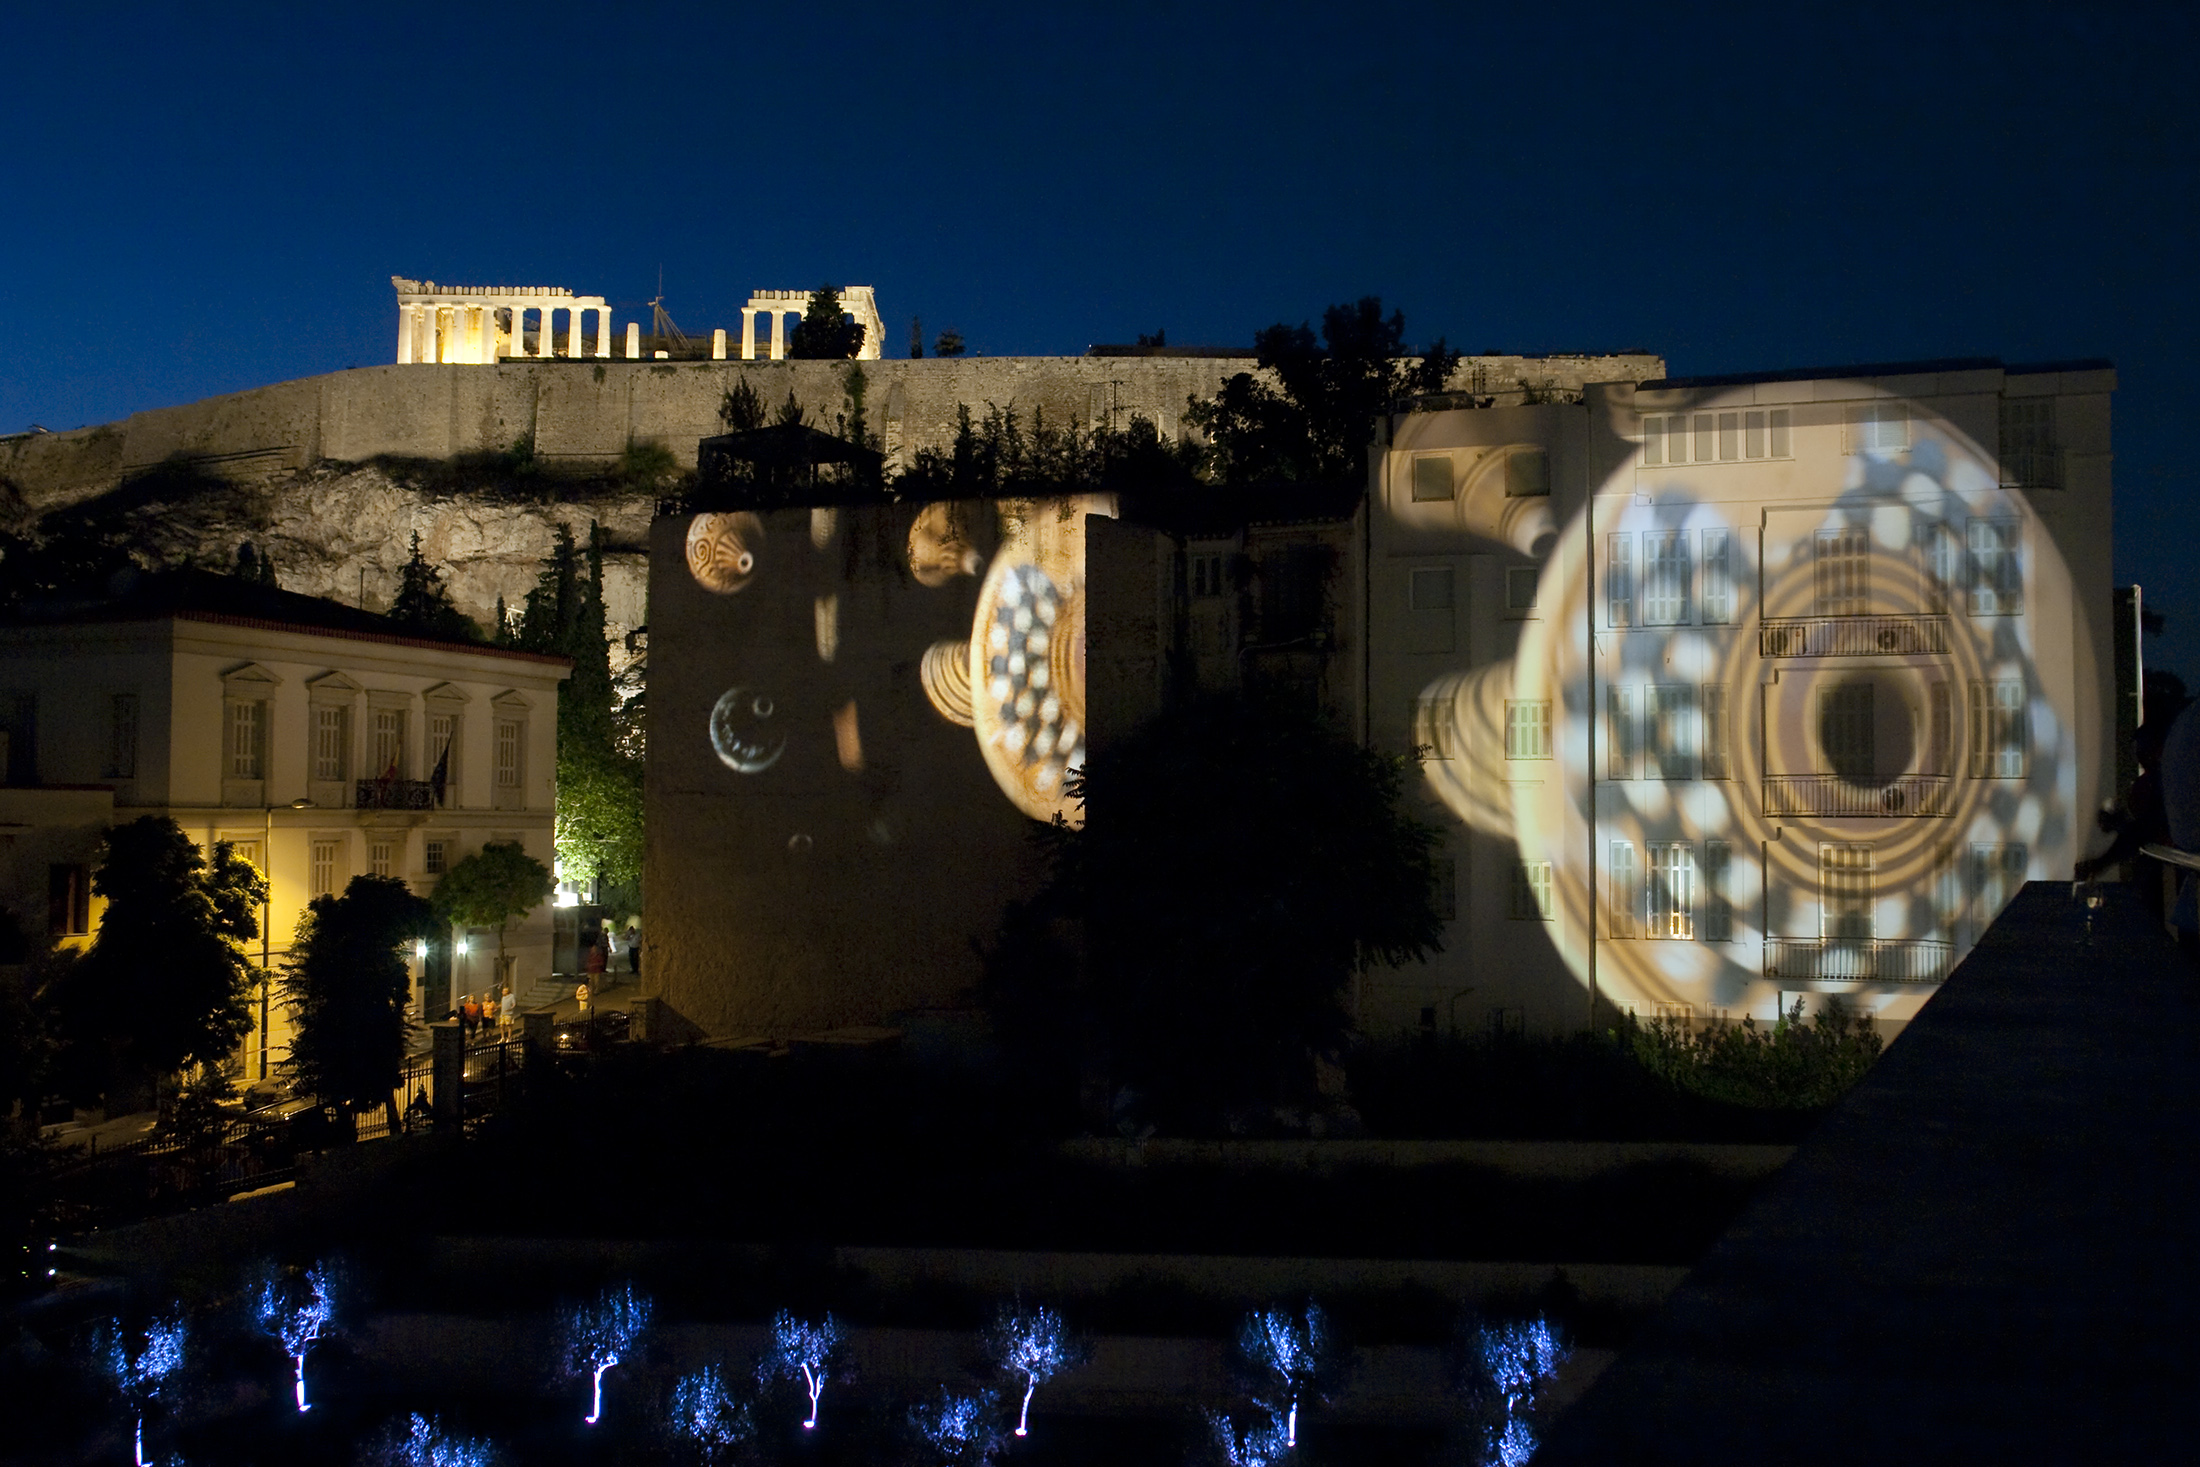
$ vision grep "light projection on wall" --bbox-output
[1415,396,2082,1019]
[922,638,977,727]
[907,500,985,586]
[709,687,785,773]
[686,511,765,594]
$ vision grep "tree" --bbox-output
[387,532,480,643]
[1185,296,1460,484]
[763,1311,844,1431]
[987,1304,1082,1437]
[932,327,966,358]
[562,1283,651,1425]
[990,693,1444,1128]
[50,818,263,1102]
[429,842,552,988]
[280,876,434,1131]
[719,377,767,432]
[788,284,865,360]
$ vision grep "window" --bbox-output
[428,712,459,801]
[369,839,394,879]
[1504,449,1549,497]
[1821,683,1876,779]
[1928,682,1952,774]
[1408,566,1454,612]
[1846,401,1908,453]
[1999,398,2059,489]
[1701,683,1730,779]
[1969,680,2026,778]
[495,719,523,790]
[371,708,406,779]
[1821,844,1874,940]
[1606,685,1636,780]
[1504,565,1539,614]
[1606,534,1634,628]
[1644,684,1698,781]
[1971,843,2028,939]
[1411,455,1455,501]
[1510,860,1554,921]
[1702,841,1733,941]
[1189,553,1226,598]
[1967,519,2022,615]
[105,694,139,779]
[1641,409,1790,464]
[1815,527,1870,616]
[1432,858,1458,921]
[1917,520,1960,612]
[310,838,343,899]
[1505,700,1551,760]
[313,706,350,782]
[48,864,91,936]
[1700,529,1733,624]
[225,838,263,875]
[227,700,265,779]
[424,837,449,875]
[1642,531,1691,625]
[1606,842,1637,938]
[1647,843,1696,939]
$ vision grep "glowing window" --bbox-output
[495,719,523,788]
[227,700,265,780]
[1701,684,1730,779]
[1969,680,2026,779]
[1606,685,1636,780]
[1505,700,1552,760]
[372,708,406,779]
[1642,531,1691,625]
[1702,841,1733,941]
[1607,842,1638,938]
[1505,565,1539,614]
[1700,529,1733,624]
[314,706,349,782]
[48,863,91,936]
[1815,527,1870,617]
[1967,519,2022,616]
[1846,401,1908,453]
[310,837,343,900]
[1510,860,1554,921]
[1644,684,1699,781]
[1409,566,1455,612]
[1999,398,2059,489]
[1411,455,1454,501]
[1646,841,1696,936]
[1821,844,1875,940]
[1642,410,1791,464]
[1606,534,1634,628]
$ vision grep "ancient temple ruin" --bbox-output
[390,278,614,363]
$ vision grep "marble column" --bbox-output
[769,310,786,361]
[712,327,727,360]
[740,310,757,360]
[538,305,555,359]
[625,321,640,359]
[596,307,613,358]
[567,307,582,359]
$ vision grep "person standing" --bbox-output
[498,984,516,1041]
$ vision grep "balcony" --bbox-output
[1762,775,1951,818]
[1759,614,1950,658]
[355,778,438,811]
[1764,937,1952,984]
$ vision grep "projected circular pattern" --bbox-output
[972,561,1085,820]
[686,512,765,594]
[709,686,786,773]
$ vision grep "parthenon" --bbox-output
[391,278,614,364]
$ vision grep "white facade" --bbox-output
[1367,361,2114,1037]
[0,611,569,1079]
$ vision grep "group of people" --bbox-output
[455,985,516,1044]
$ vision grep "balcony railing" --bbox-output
[355,777,437,810]
[1759,614,1950,658]
[1764,938,1952,984]
[1762,775,1951,818]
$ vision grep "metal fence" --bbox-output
[1763,938,1953,984]
[1760,615,1951,658]
[1762,775,1952,818]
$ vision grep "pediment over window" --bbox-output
[306,670,361,702]
[423,681,472,707]
[491,689,531,712]
[222,662,281,692]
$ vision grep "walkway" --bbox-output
[1533,882,2200,1464]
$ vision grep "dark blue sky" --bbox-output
[5,1,2194,674]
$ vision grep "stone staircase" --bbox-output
[516,976,578,1012]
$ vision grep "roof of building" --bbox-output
[1642,356,2115,391]
[0,568,571,667]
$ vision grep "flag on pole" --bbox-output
[430,740,450,807]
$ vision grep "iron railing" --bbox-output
[1764,938,1953,984]
[355,778,437,810]
[1759,615,1950,658]
[1762,775,1951,818]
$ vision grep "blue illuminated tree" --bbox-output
[370,1412,498,1467]
[1206,1405,1293,1467]
[98,1313,186,1467]
[670,1365,754,1462]
[1237,1304,1338,1449]
[560,1283,651,1426]
[253,1262,335,1412]
[761,1310,843,1431]
[985,1303,1083,1437]
[910,1387,1003,1466]
[1461,1315,1569,1467]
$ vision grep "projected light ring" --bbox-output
[1429,400,2080,1015]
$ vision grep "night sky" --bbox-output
[5,1,2194,676]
